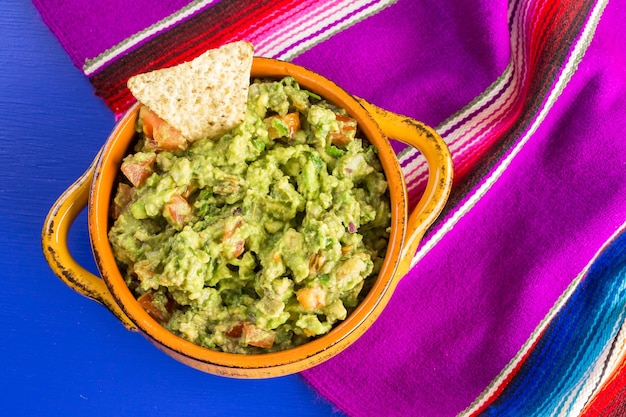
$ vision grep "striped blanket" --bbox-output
[33,0,626,415]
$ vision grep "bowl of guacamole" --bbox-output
[109,75,392,354]
[43,56,453,378]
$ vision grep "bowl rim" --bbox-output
[88,57,409,375]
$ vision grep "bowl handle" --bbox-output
[357,99,453,281]
[42,154,137,331]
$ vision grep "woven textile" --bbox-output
[33,0,626,415]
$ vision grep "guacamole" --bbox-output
[109,77,391,353]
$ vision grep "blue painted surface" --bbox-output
[0,1,341,415]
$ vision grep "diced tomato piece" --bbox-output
[242,323,275,348]
[163,194,192,228]
[139,106,188,151]
[330,113,357,147]
[120,154,156,187]
[225,322,243,338]
[296,286,327,311]
[282,113,301,137]
[121,162,151,187]
[151,125,188,151]
[137,292,170,324]
[139,105,156,138]
[265,112,301,140]
[133,260,156,283]
[341,245,353,255]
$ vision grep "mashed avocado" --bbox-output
[109,77,391,353]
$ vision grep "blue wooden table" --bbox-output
[0,1,340,415]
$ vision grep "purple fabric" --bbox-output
[32,0,193,67]
[297,1,626,416]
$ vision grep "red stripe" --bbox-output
[528,0,580,83]
[527,0,558,76]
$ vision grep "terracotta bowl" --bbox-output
[43,57,453,378]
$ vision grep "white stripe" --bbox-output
[83,0,218,76]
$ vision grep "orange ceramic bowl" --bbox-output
[43,57,453,378]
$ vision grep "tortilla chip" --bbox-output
[127,41,254,142]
